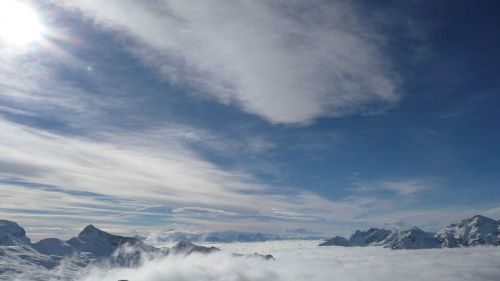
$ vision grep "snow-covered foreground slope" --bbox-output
[7,240,498,281]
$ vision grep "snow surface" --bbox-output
[4,240,500,281]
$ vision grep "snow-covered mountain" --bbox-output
[0,220,275,279]
[349,228,391,246]
[319,215,500,249]
[383,227,440,249]
[67,224,148,257]
[318,236,350,246]
[435,215,500,247]
[319,228,392,247]
[143,230,287,243]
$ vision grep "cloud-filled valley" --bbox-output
[8,240,500,281]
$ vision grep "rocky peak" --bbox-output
[78,224,104,238]
[349,227,391,246]
[0,220,31,245]
[68,225,139,257]
[383,227,440,249]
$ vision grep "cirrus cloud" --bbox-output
[51,0,400,124]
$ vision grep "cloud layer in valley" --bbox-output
[12,240,500,281]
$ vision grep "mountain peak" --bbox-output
[384,227,440,249]
[0,220,31,245]
[81,224,98,232]
[469,214,496,223]
[436,214,499,247]
[78,224,105,238]
[69,224,140,257]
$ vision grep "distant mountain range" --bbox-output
[141,230,324,243]
[0,221,273,280]
[319,215,500,249]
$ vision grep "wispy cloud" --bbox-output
[352,179,433,197]
[0,117,370,237]
[381,180,430,196]
[51,0,400,124]
[172,207,240,217]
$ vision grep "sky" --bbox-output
[0,0,499,240]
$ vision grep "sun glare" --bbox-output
[0,0,46,47]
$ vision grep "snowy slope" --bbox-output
[382,227,440,249]
[435,215,500,247]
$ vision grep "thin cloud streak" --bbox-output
[0,117,369,236]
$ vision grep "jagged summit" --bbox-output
[68,224,140,257]
[320,215,500,249]
[383,227,440,249]
[79,224,101,237]
[349,227,391,246]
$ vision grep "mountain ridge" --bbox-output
[319,214,500,249]
[141,230,325,243]
[0,221,275,275]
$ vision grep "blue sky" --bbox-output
[0,0,499,239]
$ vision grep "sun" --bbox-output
[0,0,46,47]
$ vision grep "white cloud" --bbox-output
[382,180,430,196]
[51,0,400,124]
[351,179,432,197]
[0,117,371,236]
[172,207,239,217]
[15,240,500,281]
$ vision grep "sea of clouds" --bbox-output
[10,240,500,281]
